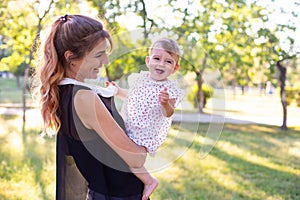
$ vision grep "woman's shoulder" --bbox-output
[59,78,116,98]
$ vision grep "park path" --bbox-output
[174,89,300,127]
[1,89,299,127]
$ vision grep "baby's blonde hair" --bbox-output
[149,38,181,65]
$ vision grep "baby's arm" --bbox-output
[159,88,175,117]
[105,81,128,99]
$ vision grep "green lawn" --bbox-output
[0,77,34,105]
[152,123,300,200]
[0,114,299,200]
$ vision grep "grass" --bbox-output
[0,77,33,105]
[151,123,300,200]
[0,114,299,200]
[0,115,55,200]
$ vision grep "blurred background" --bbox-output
[0,0,299,199]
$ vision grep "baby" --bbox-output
[111,38,185,200]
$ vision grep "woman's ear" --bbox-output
[64,51,73,64]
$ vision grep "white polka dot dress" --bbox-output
[122,71,185,156]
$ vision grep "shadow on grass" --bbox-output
[221,124,300,169]
[166,122,300,199]
[0,114,19,120]
[208,146,299,199]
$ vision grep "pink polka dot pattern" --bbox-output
[122,71,185,155]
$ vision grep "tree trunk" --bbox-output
[21,0,54,132]
[241,85,245,95]
[196,53,208,113]
[196,71,204,113]
[22,68,29,131]
[277,61,288,130]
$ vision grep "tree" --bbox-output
[0,1,38,87]
[0,0,87,129]
[86,0,276,113]
[163,0,267,112]
[22,0,55,130]
[87,0,300,121]
[254,0,300,130]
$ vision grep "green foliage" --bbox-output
[285,87,300,106]
[0,0,299,102]
[187,83,214,108]
[0,2,38,75]
[106,30,150,81]
[0,0,85,75]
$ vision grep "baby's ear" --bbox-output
[145,56,150,65]
[174,63,180,71]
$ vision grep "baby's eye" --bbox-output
[153,57,160,60]
[166,60,173,64]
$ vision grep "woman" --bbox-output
[33,14,147,200]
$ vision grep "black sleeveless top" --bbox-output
[56,84,143,200]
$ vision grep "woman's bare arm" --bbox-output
[74,89,146,168]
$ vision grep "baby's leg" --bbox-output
[130,166,159,200]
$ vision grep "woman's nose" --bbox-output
[102,54,109,64]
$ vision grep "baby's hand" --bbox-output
[105,81,120,91]
[159,88,175,117]
[159,87,170,106]
[105,81,116,87]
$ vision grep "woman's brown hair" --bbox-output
[33,14,112,135]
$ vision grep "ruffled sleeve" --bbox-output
[93,84,118,97]
[167,79,186,107]
[127,72,143,89]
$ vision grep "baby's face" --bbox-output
[146,48,178,81]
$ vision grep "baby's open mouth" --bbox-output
[155,69,164,74]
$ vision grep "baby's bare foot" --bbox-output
[142,178,159,200]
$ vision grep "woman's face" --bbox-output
[74,39,108,81]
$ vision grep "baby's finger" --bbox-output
[105,81,117,87]
[160,87,167,92]
[105,81,110,87]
